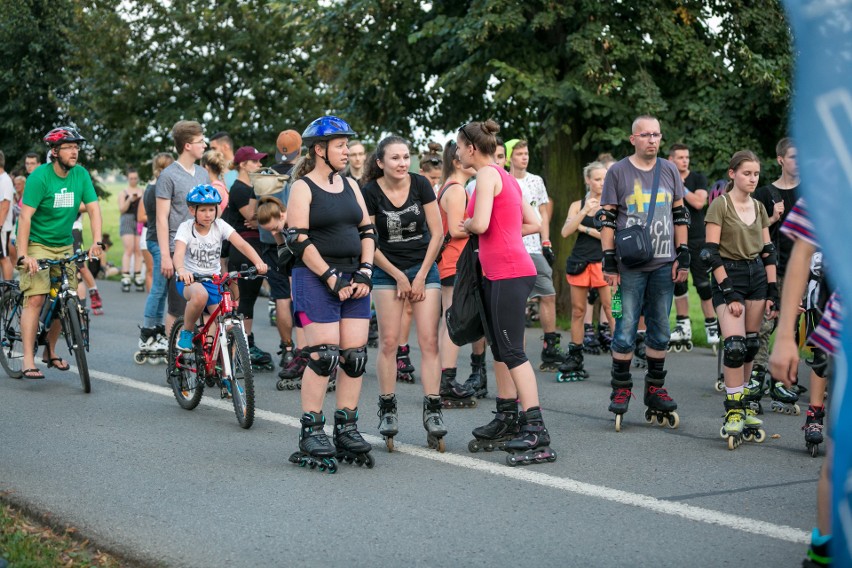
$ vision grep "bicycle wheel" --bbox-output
[224,326,254,429]
[63,297,90,393]
[0,290,24,379]
[168,317,204,410]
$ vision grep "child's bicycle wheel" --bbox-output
[223,325,255,429]
[168,317,204,410]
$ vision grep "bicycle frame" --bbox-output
[38,252,89,351]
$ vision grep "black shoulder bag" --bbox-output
[615,158,661,268]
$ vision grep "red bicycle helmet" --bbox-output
[43,126,86,147]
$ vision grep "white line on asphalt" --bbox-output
[90,367,809,544]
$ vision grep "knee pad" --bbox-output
[744,332,760,363]
[674,281,688,298]
[306,344,340,376]
[695,281,713,302]
[339,346,368,377]
[587,288,600,304]
[723,335,746,368]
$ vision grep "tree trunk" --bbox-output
[541,126,585,328]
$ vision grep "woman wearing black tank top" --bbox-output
[560,161,615,381]
[284,116,377,472]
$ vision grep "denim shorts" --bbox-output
[176,279,222,307]
[612,263,675,353]
[711,257,768,308]
[372,262,441,291]
[291,267,371,326]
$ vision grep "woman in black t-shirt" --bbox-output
[362,135,446,450]
[223,146,270,368]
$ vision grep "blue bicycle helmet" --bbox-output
[301,116,357,148]
[186,184,222,206]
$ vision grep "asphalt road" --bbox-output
[0,283,820,567]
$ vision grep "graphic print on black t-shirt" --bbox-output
[382,202,423,243]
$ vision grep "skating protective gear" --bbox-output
[718,277,743,304]
[695,280,713,302]
[541,242,555,266]
[723,335,746,368]
[186,184,223,206]
[760,242,777,267]
[320,267,350,295]
[700,242,724,271]
[587,288,599,304]
[809,348,829,378]
[284,227,312,257]
[43,126,85,146]
[594,208,617,231]
[339,346,368,377]
[744,332,760,363]
[358,223,378,243]
[675,244,690,271]
[306,344,340,376]
[766,282,780,312]
[351,270,372,291]
[301,116,357,182]
[672,205,690,226]
[602,249,618,275]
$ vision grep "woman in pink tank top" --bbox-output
[458,120,557,466]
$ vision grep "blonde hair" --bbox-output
[201,149,227,177]
[152,152,175,179]
[257,196,286,225]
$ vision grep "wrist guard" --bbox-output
[352,270,373,291]
[676,244,690,271]
[320,267,350,295]
[542,245,555,266]
[602,249,618,274]
[719,277,743,304]
[767,282,780,311]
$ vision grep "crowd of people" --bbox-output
[6,114,840,566]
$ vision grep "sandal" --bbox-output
[42,349,70,371]
[23,368,45,379]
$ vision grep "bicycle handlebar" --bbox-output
[35,250,90,271]
[191,267,264,286]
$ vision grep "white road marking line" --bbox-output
[89,367,809,544]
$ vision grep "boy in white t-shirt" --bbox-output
[172,184,267,351]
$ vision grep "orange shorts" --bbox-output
[565,262,607,288]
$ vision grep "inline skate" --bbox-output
[668,317,693,352]
[803,404,825,457]
[367,309,379,348]
[134,325,168,364]
[769,378,801,415]
[504,407,557,466]
[705,318,720,354]
[802,528,832,567]
[377,394,398,452]
[396,344,416,384]
[464,352,488,398]
[643,371,680,429]
[440,368,477,408]
[540,331,566,371]
[120,272,131,293]
[743,366,767,414]
[609,371,634,432]
[633,331,647,368]
[88,288,103,316]
[289,411,338,473]
[248,332,274,372]
[423,395,447,452]
[333,408,374,468]
[278,340,295,371]
[743,405,767,444]
[134,272,145,292]
[468,397,519,453]
[556,343,588,382]
[720,392,746,450]
[582,323,602,355]
[267,299,277,326]
[276,347,307,390]
[597,322,612,352]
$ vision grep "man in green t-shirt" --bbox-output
[16,126,104,379]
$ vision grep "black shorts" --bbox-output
[711,257,768,308]
[261,244,291,300]
[440,275,455,287]
[483,276,535,370]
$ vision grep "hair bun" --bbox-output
[482,119,501,136]
[427,141,442,154]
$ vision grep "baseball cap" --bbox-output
[275,129,303,163]
[233,146,268,165]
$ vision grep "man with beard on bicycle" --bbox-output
[16,127,104,379]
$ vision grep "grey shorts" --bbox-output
[529,252,555,298]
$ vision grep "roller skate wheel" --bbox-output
[743,432,753,442]
[385,437,394,453]
[792,404,801,416]
[719,426,727,439]
[712,344,718,355]
[436,437,446,453]
[685,342,693,352]
[714,379,725,392]
[727,436,738,451]
[468,440,480,453]
[615,414,623,432]
[644,409,653,424]
[133,352,146,364]
[754,429,766,443]
[667,412,680,429]
[506,454,518,467]
[276,381,286,391]
[808,443,819,457]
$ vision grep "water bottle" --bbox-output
[612,285,622,319]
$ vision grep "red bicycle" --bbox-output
[167,267,264,429]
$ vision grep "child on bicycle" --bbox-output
[172,184,267,352]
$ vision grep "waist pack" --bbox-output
[615,158,661,269]
[446,236,491,346]
[565,259,589,275]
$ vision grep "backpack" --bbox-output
[445,236,492,346]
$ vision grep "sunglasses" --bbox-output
[458,125,476,147]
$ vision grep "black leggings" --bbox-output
[482,276,535,370]
[229,238,263,320]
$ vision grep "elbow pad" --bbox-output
[672,205,690,227]
[700,242,724,271]
[358,223,378,243]
[594,209,617,231]
[760,242,777,267]
[285,227,312,257]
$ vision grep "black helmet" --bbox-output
[43,126,86,147]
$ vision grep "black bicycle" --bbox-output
[0,251,92,392]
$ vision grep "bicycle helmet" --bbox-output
[186,184,223,206]
[43,126,86,147]
[301,116,357,182]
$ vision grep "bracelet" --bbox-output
[542,240,552,247]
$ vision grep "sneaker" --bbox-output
[177,330,195,352]
[89,289,103,311]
